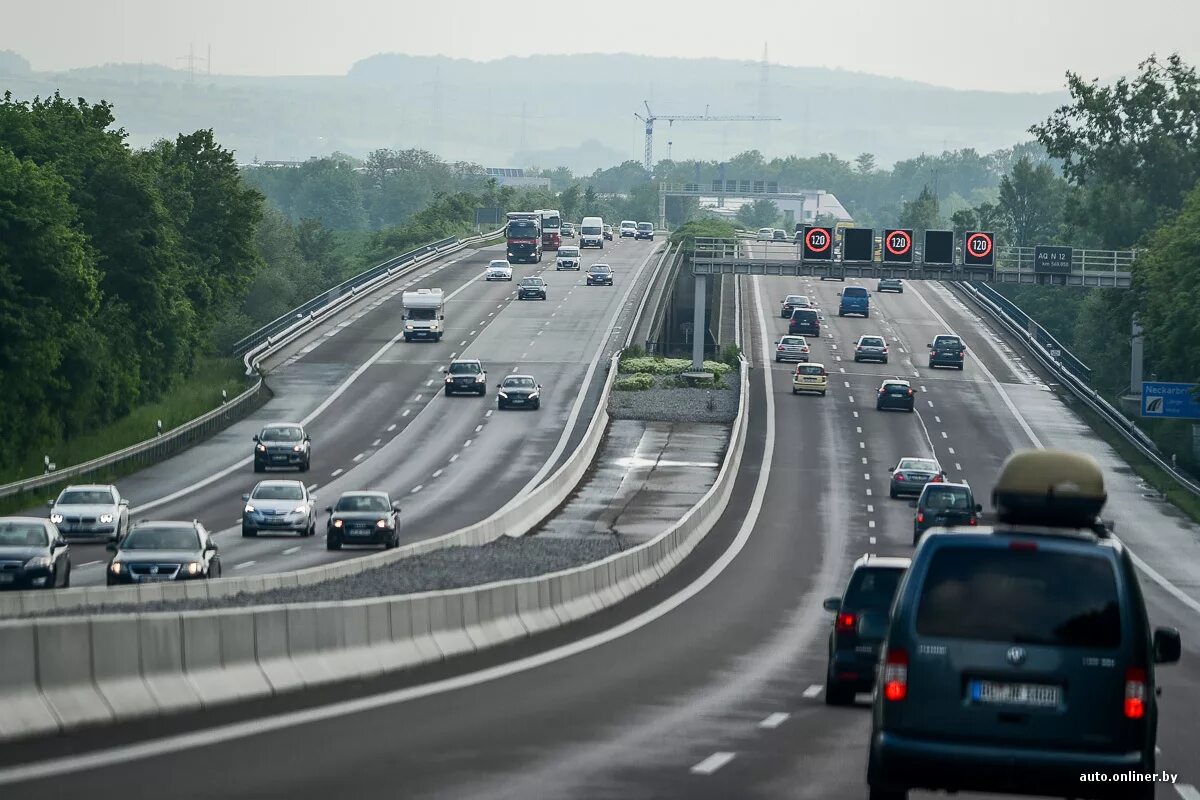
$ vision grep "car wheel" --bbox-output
[326,536,341,551]
[498,400,506,410]
[958,364,965,371]
[307,521,316,538]
[882,357,888,364]
[62,562,71,588]
[912,530,921,547]
[820,390,827,396]
[384,533,398,550]
[907,406,915,413]
[532,400,541,410]
[775,356,781,363]
[928,361,935,368]
[868,788,908,800]
[242,527,256,538]
[403,333,411,342]
[300,458,310,473]
[889,487,898,499]
[876,403,883,410]
[825,670,855,706]
[444,387,453,396]
[791,387,799,394]
[254,461,264,473]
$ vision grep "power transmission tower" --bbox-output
[633,101,780,172]
[176,43,209,82]
[757,43,771,151]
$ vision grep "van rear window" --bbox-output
[915,548,1121,648]
[843,287,868,297]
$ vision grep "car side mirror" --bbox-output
[392,503,402,512]
[822,597,840,612]
[496,383,502,388]
[324,506,333,513]
[46,499,55,508]
[105,542,118,552]
[440,367,447,373]
[119,499,129,506]
[1102,519,1116,533]
[252,435,260,442]
[1153,627,1181,664]
[304,435,312,442]
[55,537,68,548]
[242,493,250,502]
[206,541,218,552]
[975,503,983,513]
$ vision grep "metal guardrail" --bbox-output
[0,228,504,501]
[631,243,679,349]
[950,282,1200,498]
[968,282,1092,381]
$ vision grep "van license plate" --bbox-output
[970,680,1060,708]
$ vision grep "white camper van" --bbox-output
[579,216,604,249]
[401,288,445,342]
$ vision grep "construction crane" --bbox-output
[633,101,780,171]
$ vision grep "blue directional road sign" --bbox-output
[1141,382,1200,419]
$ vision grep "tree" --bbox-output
[898,185,941,234]
[737,198,780,228]
[997,156,1067,247]
[1031,54,1200,248]
[855,153,877,175]
[950,209,977,238]
[582,185,599,215]
[559,184,582,221]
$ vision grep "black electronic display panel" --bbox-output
[964,231,996,267]
[923,230,954,265]
[882,229,914,264]
[801,226,833,261]
[841,227,874,262]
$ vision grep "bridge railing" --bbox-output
[968,282,1092,381]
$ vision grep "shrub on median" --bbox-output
[619,355,732,377]
[614,373,655,391]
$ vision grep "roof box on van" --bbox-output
[991,449,1107,529]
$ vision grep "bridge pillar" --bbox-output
[692,273,707,370]
[1130,315,1144,396]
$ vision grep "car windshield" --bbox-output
[542,215,561,228]
[449,362,481,375]
[844,567,906,611]
[590,265,611,273]
[122,527,200,551]
[252,484,304,501]
[0,522,49,547]
[335,495,390,512]
[638,223,652,230]
[898,458,936,471]
[860,337,885,346]
[408,308,437,320]
[488,261,509,268]
[561,223,572,230]
[916,548,1121,648]
[581,226,601,235]
[559,248,579,257]
[261,426,303,441]
[922,486,972,510]
[58,489,113,505]
[504,377,536,388]
[521,277,545,285]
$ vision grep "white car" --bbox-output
[48,484,129,541]
[757,227,774,241]
[619,220,637,238]
[555,246,581,270]
[484,259,513,281]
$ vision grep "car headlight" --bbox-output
[293,444,304,452]
[184,561,201,575]
[333,519,344,528]
[528,390,540,399]
[445,375,454,383]
[25,555,51,569]
[50,513,64,524]
[475,375,485,382]
[110,562,122,574]
[376,519,387,528]
[244,504,255,513]
[405,324,414,330]
[100,513,114,524]
[292,505,308,514]
[256,444,267,453]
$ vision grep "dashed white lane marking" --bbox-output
[475,424,484,433]
[941,431,948,439]
[867,504,874,513]
[844,381,851,388]
[869,536,877,544]
[802,685,823,698]
[432,469,444,478]
[852,411,859,418]
[934,416,941,423]
[956,462,963,471]
[425,379,434,387]
[1175,786,1200,800]
[449,352,457,359]
[306,483,318,492]
[861,457,868,465]
[927,400,934,408]
[372,439,381,447]
[948,447,955,455]
[464,439,473,448]
[401,409,411,417]
[469,330,477,336]
[869,520,876,529]
[479,320,487,326]
[863,473,871,480]
[414,394,424,402]
[920,385,928,392]
[838,366,845,372]
[690,752,736,775]
[78,560,100,567]
[330,468,343,477]
[856,426,862,434]
[859,442,866,449]
[234,561,256,570]
[759,712,791,729]
[449,454,459,463]
[521,352,529,359]
[352,453,365,463]
[486,410,494,417]
[488,312,494,317]
[497,303,503,309]
[387,424,397,432]
[282,547,300,556]
[410,485,423,494]
[866,488,873,496]
[537,330,543,336]
[460,340,467,346]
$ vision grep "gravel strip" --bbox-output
[608,372,740,423]
[22,537,623,619]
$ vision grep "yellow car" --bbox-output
[792,362,828,396]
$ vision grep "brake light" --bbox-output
[1124,667,1146,719]
[1009,540,1038,551]
[879,388,887,395]
[907,389,914,396]
[916,512,925,523]
[801,346,809,353]
[883,347,889,353]
[959,350,965,357]
[883,648,909,701]
[968,516,977,526]
[777,344,785,351]
[894,474,905,481]
[820,369,827,376]
[836,612,857,632]
[931,474,943,482]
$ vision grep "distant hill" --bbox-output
[0,52,1065,172]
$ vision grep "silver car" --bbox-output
[774,335,811,363]
[242,480,317,538]
[854,335,890,364]
[888,457,947,499]
[47,484,129,542]
[484,259,513,281]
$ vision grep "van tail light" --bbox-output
[894,474,905,481]
[916,512,925,523]
[882,648,909,701]
[836,612,857,632]
[959,350,965,357]
[968,516,977,526]
[1124,667,1147,719]
[801,346,809,353]
[883,347,889,353]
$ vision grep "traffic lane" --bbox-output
[0,276,853,800]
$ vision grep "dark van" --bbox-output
[838,286,870,318]
[789,308,820,337]
[867,449,1181,800]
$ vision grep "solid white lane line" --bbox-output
[282,547,300,556]
[401,409,411,417]
[690,753,736,775]
[352,453,365,463]
[475,424,484,433]
[1176,786,1200,800]
[234,561,255,570]
[759,712,790,728]
[802,685,823,699]
[330,468,343,477]
[410,485,423,494]
[387,424,397,432]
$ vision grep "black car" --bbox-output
[497,374,542,409]
[928,333,965,370]
[822,554,910,705]
[326,491,401,550]
[789,308,820,337]
[0,517,71,590]
[106,521,220,586]
[443,358,487,395]
[868,449,1181,800]
[911,481,981,545]
[253,422,312,473]
[586,264,614,286]
[518,276,548,300]
[635,222,654,240]
[875,379,914,411]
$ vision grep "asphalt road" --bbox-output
[6,274,1200,800]
[61,236,663,586]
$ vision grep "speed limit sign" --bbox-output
[882,229,914,264]
[964,231,995,266]
[802,226,833,261]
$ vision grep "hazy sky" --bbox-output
[3,0,1197,93]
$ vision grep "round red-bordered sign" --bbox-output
[885,230,912,256]
[805,227,831,253]
[966,232,993,258]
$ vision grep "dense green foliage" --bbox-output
[0,92,262,473]
[669,219,738,251]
